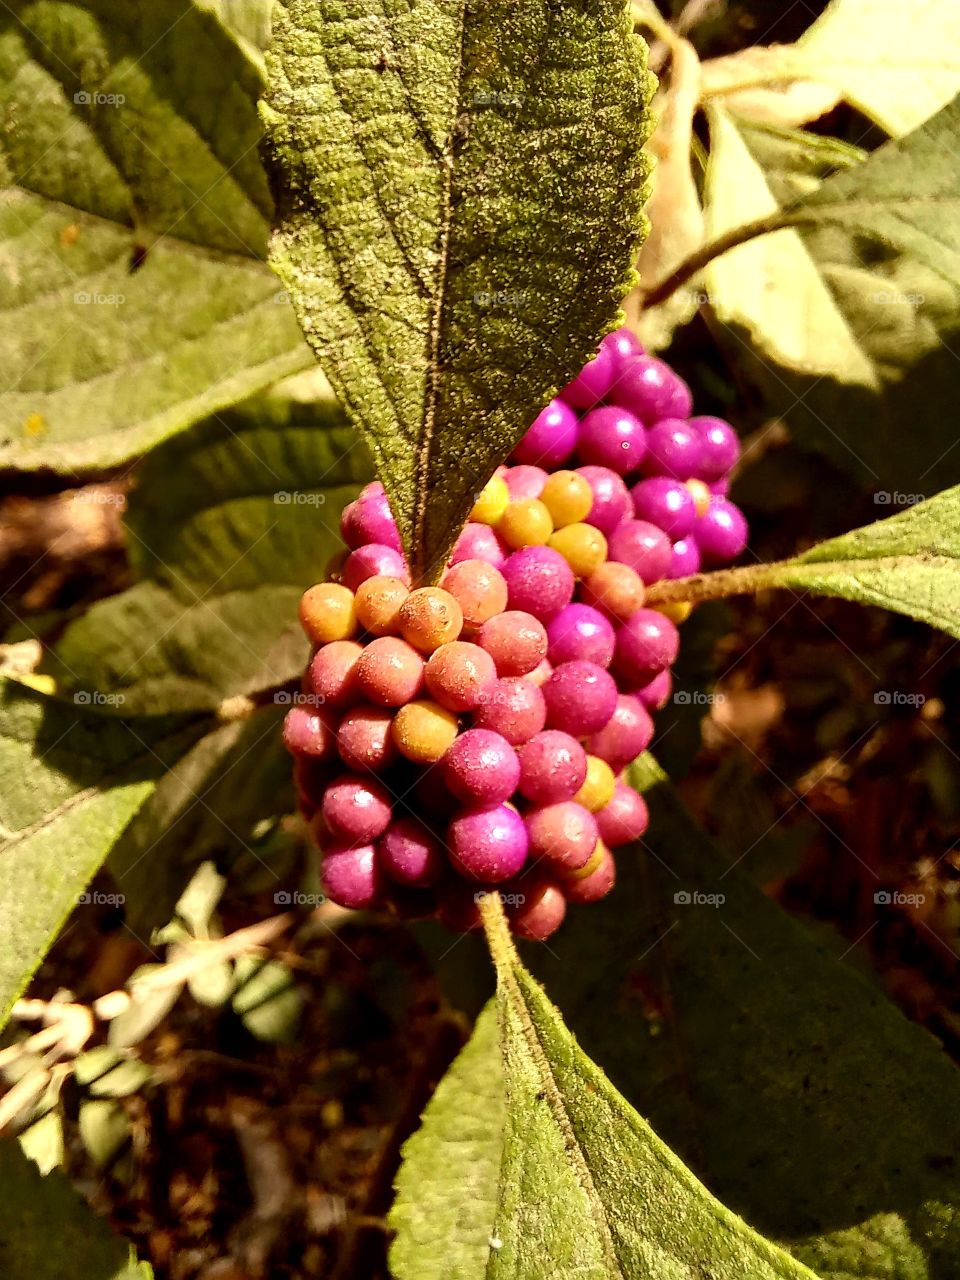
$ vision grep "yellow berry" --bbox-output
[565,839,606,881]
[686,478,711,518]
[549,523,608,577]
[392,700,459,763]
[398,587,464,652]
[499,498,554,549]
[355,575,409,636]
[470,474,511,525]
[654,601,694,624]
[299,583,357,644]
[540,470,593,527]
[574,756,616,813]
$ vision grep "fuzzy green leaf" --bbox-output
[389,1002,505,1280]
[261,0,654,580]
[0,0,314,471]
[702,98,960,492]
[0,680,203,1032]
[0,1139,150,1279]
[481,899,819,1280]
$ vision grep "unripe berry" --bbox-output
[655,601,694,624]
[563,842,616,903]
[513,399,578,468]
[392,700,459,763]
[577,406,647,476]
[587,694,654,770]
[560,340,614,409]
[668,537,702,579]
[546,603,616,668]
[448,804,529,883]
[642,419,704,481]
[337,706,398,771]
[504,464,548,500]
[574,754,616,812]
[473,676,547,745]
[686,478,712,517]
[342,543,410,592]
[321,774,393,844]
[525,801,599,870]
[499,498,554,549]
[540,470,593,527]
[596,783,649,846]
[508,876,568,941]
[341,486,402,551]
[443,728,521,806]
[581,561,646,622]
[470,474,511,525]
[321,843,383,910]
[441,559,508,631]
[695,498,748,564]
[543,660,618,736]
[502,545,575,620]
[398,587,463,652]
[355,636,425,706]
[609,354,692,422]
[630,476,696,540]
[425,640,497,712]
[478,610,548,677]
[548,522,608,579]
[380,817,445,887]
[308,640,363,706]
[449,522,508,568]
[613,609,680,688]
[578,466,632,536]
[282,705,336,760]
[354,575,409,636]
[607,519,673,584]
[299,583,357,644]
[691,415,740,480]
[517,730,587,804]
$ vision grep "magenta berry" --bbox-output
[336,706,397,772]
[543,660,618,735]
[600,326,645,372]
[449,522,508,568]
[609,354,692,422]
[341,486,402,551]
[631,476,696,540]
[322,774,393,844]
[380,817,445,887]
[691,415,740,480]
[613,610,680,687]
[473,676,547,745]
[508,876,568,941]
[669,537,702,578]
[518,730,588,804]
[321,844,383,910]
[587,694,654,771]
[478,610,548,677]
[695,497,748,564]
[341,543,410,592]
[578,465,632,536]
[642,419,704,481]
[513,398,578,468]
[546,603,616,668]
[501,545,575,620]
[564,843,616,903]
[577,406,647,476]
[597,783,649,847]
[526,801,599,871]
[448,805,529,883]
[608,519,673,585]
[560,341,614,409]
[504,464,548,499]
[283,705,336,760]
[636,668,673,711]
[444,728,521,806]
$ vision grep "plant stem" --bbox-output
[645,561,793,604]
[478,891,519,977]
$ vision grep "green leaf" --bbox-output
[231,956,301,1044]
[50,386,368,712]
[649,483,960,640]
[0,1138,150,1279]
[702,98,960,492]
[480,896,818,1280]
[529,757,960,1278]
[389,1002,505,1280]
[262,0,655,580]
[0,0,314,471]
[0,680,204,1031]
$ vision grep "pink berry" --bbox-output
[607,519,673,584]
[355,637,425,706]
[380,817,445,887]
[587,694,654,770]
[321,844,383,909]
[608,354,692,422]
[543,660,618,736]
[517,730,588,804]
[635,668,673,711]
[613,610,680,688]
[695,498,748,564]
[337,706,398,771]
[443,729,521,806]
[559,342,614,409]
[669,537,702,578]
[502,545,575,620]
[504,464,548,499]
[341,487,401,551]
[578,465,632,536]
[564,844,616,903]
[709,478,730,497]
[449,522,508,568]
[508,876,567,940]
[473,676,547,745]
[577,406,647,476]
[322,773,393,844]
[441,560,508,631]
[478,610,548,677]
[596,783,649,846]
[641,419,704,481]
[425,640,497,712]
[513,399,578,468]
[630,476,696,540]
[448,805,529,883]
[341,543,410,592]
[691,416,740,480]
[308,640,364,706]
[282,705,336,760]
[526,801,599,871]
[546,603,616,668]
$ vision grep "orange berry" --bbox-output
[299,583,357,644]
[398,587,463,652]
[581,561,646,622]
[392,700,459,763]
[355,575,409,636]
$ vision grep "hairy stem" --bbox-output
[645,561,796,604]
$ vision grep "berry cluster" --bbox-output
[284,329,747,940]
